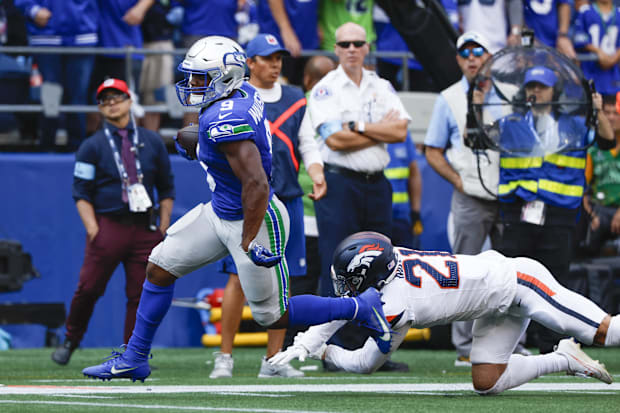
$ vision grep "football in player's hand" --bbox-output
[175,124,199,160]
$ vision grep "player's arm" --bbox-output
[76,200,98,242]
[220,139,270,252]
[322,323,410,373]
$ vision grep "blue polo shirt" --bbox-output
[73,122,175,213]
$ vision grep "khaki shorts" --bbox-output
[139,40,174,105]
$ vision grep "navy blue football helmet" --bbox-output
[331,231,398,296]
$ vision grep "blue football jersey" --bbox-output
[573,4,620,96]
[524,0,573,47]
[197,82,274,220]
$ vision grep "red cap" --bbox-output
[96,78,130,99]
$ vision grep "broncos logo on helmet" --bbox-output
[331,232,398,296]
[346,250,383,275]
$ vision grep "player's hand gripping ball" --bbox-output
[174,124,199,160]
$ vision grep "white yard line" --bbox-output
[0,400,324,412]
[1,382,619,395]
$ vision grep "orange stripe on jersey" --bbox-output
[386,315,398,323]
[517,272,556,297]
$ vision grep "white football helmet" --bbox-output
[176,36,247,107]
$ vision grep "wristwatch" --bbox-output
[348,121,365,134]
[357,121,365,134]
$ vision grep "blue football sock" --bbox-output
[288,295,356,326]
[125,280,174,361]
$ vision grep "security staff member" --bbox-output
[307,22,409,298]
[51,78,175,365]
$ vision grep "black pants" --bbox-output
[499,209,576,353]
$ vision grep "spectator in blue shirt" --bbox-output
[523,0,576,59]
[87,0,153,134]
[257,0,319,86]
[573,0,620,96]
[15,0,98,151]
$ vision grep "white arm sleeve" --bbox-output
[298,111,323,169]
[322,322,411,374]
[295,320,348,355]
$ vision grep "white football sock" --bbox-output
[477,353,568,395]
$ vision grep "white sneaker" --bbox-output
[454,356,472,367]
[554,338,612,384]
[209,352,233,379]
[258,356,305,378]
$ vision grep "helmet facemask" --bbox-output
[176,37,247,108]
[330,232,399,297]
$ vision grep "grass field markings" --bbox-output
[208,392,291,398]
[29,379,161,383]
[0,400,327,412]
[48,394,115,399]
[2,382,620,395]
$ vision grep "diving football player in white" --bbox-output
[272,231,620,395]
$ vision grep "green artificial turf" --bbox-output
[1,346,619,412]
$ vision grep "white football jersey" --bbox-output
[383,248,518,329]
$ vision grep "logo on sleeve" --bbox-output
[313,86,332,100]
[208,124,233,140]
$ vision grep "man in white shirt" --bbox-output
[306,21,409,371]
[307,21,409,298]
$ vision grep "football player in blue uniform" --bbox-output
[81,36,389,382]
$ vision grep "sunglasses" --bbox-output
[336,40,366,48]
[98,93,128,105]
[458,47,485,58]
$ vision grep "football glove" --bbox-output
[247,240,282,268]
[174,137,194,161]
[269,342,327,366]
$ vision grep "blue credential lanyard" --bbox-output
[103,117,144,193]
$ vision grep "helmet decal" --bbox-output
[346,250,382,275]
[359,243,384,253]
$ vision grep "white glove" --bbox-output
[268,345,309,365]
[269,341,328,366]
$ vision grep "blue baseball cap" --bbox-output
[245,34,290,58]
[524,66,558,87]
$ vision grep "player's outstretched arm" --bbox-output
[270,321,346,365]
[323,323,409,374]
